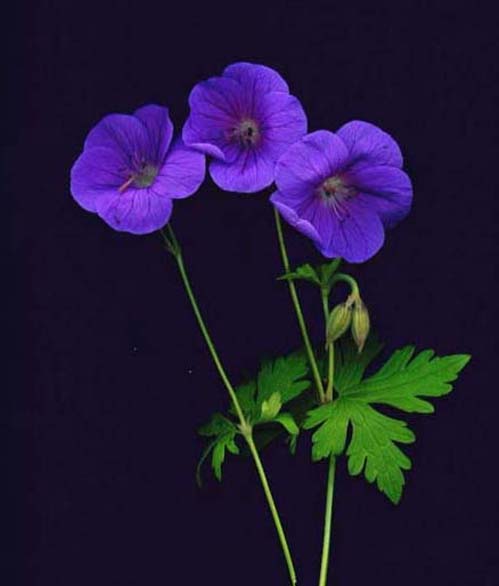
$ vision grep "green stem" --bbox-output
[246,434,298,586]
[318,289,336,585]
[161,224,297,586]
[274,209,325,402]
[321,290,334,402]
[162,224,246,424]
[318,456,337,586]
[331,273,359,296]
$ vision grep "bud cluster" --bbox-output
[326,291,370,352]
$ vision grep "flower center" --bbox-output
[118,163,158,193]
[134,163,158,188]
[317,176,356,218]
[231,118,260,148]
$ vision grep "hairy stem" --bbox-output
[273,209,325,402]
[161,224,297,586]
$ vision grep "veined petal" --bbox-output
[320,200,385,263]
[154,139,206,199]
[182,76,244,160]
[275,131,349,198]
[134,104,174,165]
[337,120,403,169]
[259,92,308,158]
[83,113,149,166]
[96,188,173,234]
[209,146,276,193]
[270,192,322,243]
[70,146,127,212]
[223,62,289,94]
[347,165,413,227]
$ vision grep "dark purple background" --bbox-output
[7,1,498,585]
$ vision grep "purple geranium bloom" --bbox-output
[270,122,413,262]
[71,105,205,234]
[182,62,307,193]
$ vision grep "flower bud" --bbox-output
[351,297,370,352]
[326,301,352,346]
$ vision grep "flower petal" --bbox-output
[271,189,385,263]
[70,146,127,212]
[347,165,413,227]
[337,120,403,169]
[154,139,206,199]
[259,92,308,158]
[84,113,149,165]
[134,104,174,165]
[182,76,244,160]
[270,192,322,243]
[275,130,349,198]
[223,62,289,94]
[209,146,276,193]
[319,200,385,263]
[96,188,173,234]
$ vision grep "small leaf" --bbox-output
[261,392,282,420]
[198,413,236,437]
[273,413,299,436]
[231,380,258,419]
[257,352,310,407]
[278,263,321,286]
[211,432,240,482]
[196,438,219,487]
[317,258,342,289]
[212,441,226,481]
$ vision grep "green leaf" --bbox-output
[198,350,311,482]
[317,258,342,289]
[306,344,471,503]
[278,263,321,285]
[334,335,384,392]
[211,431,240,482]
[261,392,282,420]
[197,414,239,483]
[347,402,415,504]
[257,351,310,407]
[273,413,299,436]
[234,380,258,419]
[343,348,471,413]
[304,397,414,503]
[196,438,219,487]
[278,259,342,292]
[303,399,351,460]
[198,413,235,437]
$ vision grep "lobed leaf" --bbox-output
[306,342,470,503]
[343,349,471,413]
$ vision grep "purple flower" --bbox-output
[270,122,413,262]
[71,105,205,234]
[182,62,307,193]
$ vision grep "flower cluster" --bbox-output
[71,62,413,261]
